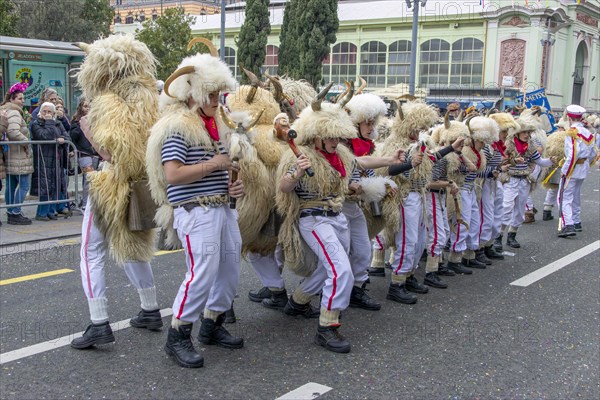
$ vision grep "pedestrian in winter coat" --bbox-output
[30,102,70,220]
[29,87,59,124]
[0,82,35,225]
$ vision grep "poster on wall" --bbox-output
[8,60,68,110]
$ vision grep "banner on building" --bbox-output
[516,88,556,133]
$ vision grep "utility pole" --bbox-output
[407,0,426,96]
[220,0,226,62]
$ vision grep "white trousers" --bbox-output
[342,201,371,284]
[450,188,479,253]
[392,192,426,275]
[502,176,530,230]
[558,178,584,226]
[298,214,353,311]
[491,180,504,240]
[426,191,449,257]
[479,179,495,244]
[172,205,241,323]
[543,187,558,208]
[248,246,285,289]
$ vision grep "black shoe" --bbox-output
[424,272,448,289]
[475,249,492,265]
[283,297,320,319]
[223,302,236,323]
[47,213,58,220]
[484,245,504,260]
[248,287,271,302]
[349,284,381,311]
[437,264,456,276]
[165,325,204,368]
[447,261,473,275]
[386,283,418,304]
[574,223,582,232]
[506,232,520,248]
[315,324,351,353]
[462,257,486,269]
[262,290,288,310]
[405,275,429,294]
[368,267,386,277]
[70,321,115,349]
[558,225,576,238]
[198,314,244,349]
[7,213,32,225]
[493,235,503,253]
[542,210,554,221]
[130,309,163,330]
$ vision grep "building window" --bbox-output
[450,38,484,87]
[125,12,134,24]
[114,13,122,24]
[152,9,158,20]
[139,11,145,22]
[219,47,238,79]
[360,41,386,88]
[419,39,450,87]
[200,8,207,15]
[262,45,279,75]
[324,42,357,86]
[387,40,411,85]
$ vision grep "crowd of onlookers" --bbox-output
[0,84,98,226]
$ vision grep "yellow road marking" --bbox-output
[155,249,183,256]
[0,269,74,286]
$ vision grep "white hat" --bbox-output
[566,104,586,118]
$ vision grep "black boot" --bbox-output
[130,309,163,330]
[223,301,236,324]
[283,297,320,319]
[542,210,554,221]
[164,325,204,368]
[248,287,271,302]
[405,275,429,294]
[7,213,32,225]
[475,249,492,265]
[484,245,504,260]
[70,321,115,349]
[462,257,486,269]
[349,283,381,311]
[493,235,503,253]
[367,267,386,277]
[506,232,521,248]
[386,283,417,304]
[437,263,456,276]
[424,272,448,289]
[315,324,351,353]
[574,223,582,232]
[198,314,244,349]
[262,289,288,310]
[558,225,576,238]
[447,261,473,275]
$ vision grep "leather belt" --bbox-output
[300,209,340,218]
[575,159,586,165]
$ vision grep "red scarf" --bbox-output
[514,137,528,155]
[471,146,482,169]
[492,140,506,157]
[350,138,375,156]
[201,115,220,141]
[317,148,346,177]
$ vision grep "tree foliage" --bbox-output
[236,0,271,84]
[11,0,112,42]
[298,0,339,88]
[0,0,19,37]
[278,0,300,78]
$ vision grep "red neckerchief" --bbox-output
[514,137,528,155]
[471,146,482,169]
[317,148,346,177]
[350,137,375,157]
[492,140,506,157]
[201,115,219,141]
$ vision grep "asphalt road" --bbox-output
[1,171,599,400]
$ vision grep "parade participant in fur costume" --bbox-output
[70,35,163,350]
[541,113,569,221]
[146,53,244,368]
[557,105,597,237]
[501,114,557,247]
[488,112,519,253]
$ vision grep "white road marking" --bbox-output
[0,309,173,365]
[510,240,600,287]
[276,382,333,400]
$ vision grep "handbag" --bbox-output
[128,180,158,231]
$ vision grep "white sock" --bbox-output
[137,287,159,311]
[88,297,109,324]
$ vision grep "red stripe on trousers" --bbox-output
[394,206,407,274]
[176,235,196,320]
[375,235,384,250]
[312,231,338,311]
[83,211,94,298]
[479,199,484,243]
[430,193,438,257]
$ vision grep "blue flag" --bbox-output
[516,88,556,133]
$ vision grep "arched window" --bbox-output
[419,39,450,87]
[387,40,411,85]
[360,41,386,87]
[125,12,134,24]
[451,38,484,86]
[139,11,145,22]
[152,9,158,20]
[200,8,207,15]
[219,47,238,79]
[114,13,122,24]
[262,45,279,75]
[326,42,357,86]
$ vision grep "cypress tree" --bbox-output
[278,0,301,77]
[237,0,271,84]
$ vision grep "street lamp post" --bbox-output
[406,0,427,96]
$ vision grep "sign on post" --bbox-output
[516,88,556,134]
